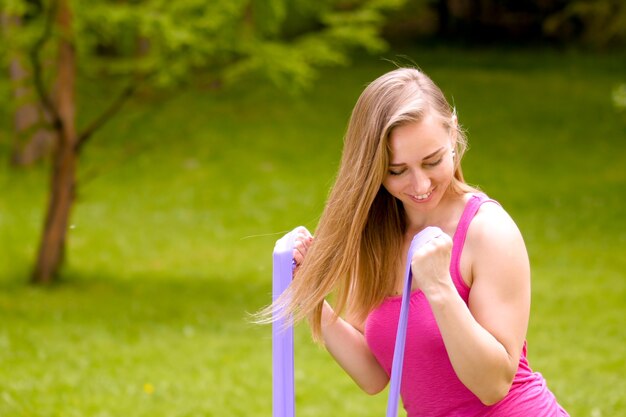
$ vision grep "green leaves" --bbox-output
[0,0,404,92]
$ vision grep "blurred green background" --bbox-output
[1,1,625,416]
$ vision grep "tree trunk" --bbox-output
[32,0,77,284]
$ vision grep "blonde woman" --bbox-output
[266,68,569,416]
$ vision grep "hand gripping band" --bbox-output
[272,226,443,417]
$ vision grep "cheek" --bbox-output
[433,161,456,184]
[382,176,403,196]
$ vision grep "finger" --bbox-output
[295,227,312,239]
[420,233,450,248]
[296,235,314,250]
[295,233,311,243]
[294,240,309,261]
[293,248,304,264]
[293,232,314,266]
[431,233,453,250]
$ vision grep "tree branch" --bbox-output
[75,82,137,153]
[29,0,62,131]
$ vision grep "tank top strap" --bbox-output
[450,193,500,293]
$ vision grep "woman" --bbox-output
[265,68,569,416]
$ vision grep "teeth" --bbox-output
[413,191,431,200]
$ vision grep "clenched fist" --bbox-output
[410,232,454,296]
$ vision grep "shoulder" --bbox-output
[464,199,530,285]
[468,199,523,248]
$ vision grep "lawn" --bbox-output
[0,45,624,416]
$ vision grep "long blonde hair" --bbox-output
[262,67,475,343]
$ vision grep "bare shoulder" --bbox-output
[464,200,530,285]
[467,201,525,249]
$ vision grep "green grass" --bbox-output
[0,45,625,416]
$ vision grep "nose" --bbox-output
[410,169,431,195]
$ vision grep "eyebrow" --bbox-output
[389,147,445,166]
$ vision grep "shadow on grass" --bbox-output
[0,268,270,334]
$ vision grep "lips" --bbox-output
[408,187,435,203]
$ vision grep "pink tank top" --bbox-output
[364,194,569,417]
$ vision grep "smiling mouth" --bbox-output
[409,188,434,202]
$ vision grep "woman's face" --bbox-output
[382,113,456,219]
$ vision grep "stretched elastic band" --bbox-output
[386,226,443,416]
[272,228,301,417]
[272,226,443,417]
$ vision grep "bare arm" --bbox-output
[412,203,530,405]
[293,228,389,395]
[318,301,390,394]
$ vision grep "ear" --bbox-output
[449,115,458,148]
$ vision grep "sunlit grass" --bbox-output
[0,45,624,416]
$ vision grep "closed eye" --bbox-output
[424,158,443,167]
[388,168,406,176]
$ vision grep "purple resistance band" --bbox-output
[272,229,299,417]
[272,226,443,417]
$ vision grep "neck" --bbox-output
[404,188,466,235]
